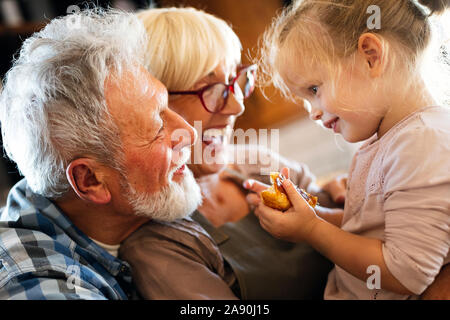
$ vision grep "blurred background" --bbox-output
[0,0,359,206]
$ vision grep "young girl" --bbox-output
[245,0,450,299]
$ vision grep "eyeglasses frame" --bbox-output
[168,64,257,114]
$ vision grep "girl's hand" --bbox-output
[243,167,290,209]
[255,178,319,242]
[244,167,320,243]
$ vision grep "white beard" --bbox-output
[125,166,202,222]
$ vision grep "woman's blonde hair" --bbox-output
[258,0,450,105]
[137,7,242,91]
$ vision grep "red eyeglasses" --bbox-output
[168,64,257,113]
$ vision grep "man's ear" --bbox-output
[65,158,112,204]
[358,33,386,77]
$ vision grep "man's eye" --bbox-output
[309,86,319,95]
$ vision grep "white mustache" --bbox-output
[171,147,191,171]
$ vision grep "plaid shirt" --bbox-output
[0,179,135,300]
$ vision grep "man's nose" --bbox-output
[309,106,324,121]
[167,108,197,149]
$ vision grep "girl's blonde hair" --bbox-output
[258,0,450,105]
[137,7,242,91]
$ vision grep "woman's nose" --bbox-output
[220,90,245,117]
[310,108,323,121]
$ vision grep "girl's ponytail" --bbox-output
[418,0,450,15]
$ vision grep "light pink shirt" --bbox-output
[324,106,450,300]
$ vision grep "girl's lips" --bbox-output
[332,119,339,133]
[324,117,339,130]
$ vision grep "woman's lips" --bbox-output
[202,136,224,146]
[202,127,230,146]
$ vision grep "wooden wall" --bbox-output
[159,0,307,130]
[0,0,308,133]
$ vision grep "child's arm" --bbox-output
[314,206,344,227]
[249,177,414,295]
[303,212,414,295]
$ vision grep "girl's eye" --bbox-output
[309,86,319,95]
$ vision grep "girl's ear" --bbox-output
[358,33,386,77]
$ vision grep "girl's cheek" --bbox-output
[319,96,335,114]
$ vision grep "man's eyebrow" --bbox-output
[152,103,166,139]
[156,91,169,113]
[156,101,167,115]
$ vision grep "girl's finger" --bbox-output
[281,178,309,210]
[281,167,290,180]
[256,202,283,223]
[254,205,263,219]
[258,218,272,235]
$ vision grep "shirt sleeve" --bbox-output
[381,125,450,295]
[120,238,238,300]
[0,276,107,300]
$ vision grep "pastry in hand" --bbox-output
[261,172,318,211]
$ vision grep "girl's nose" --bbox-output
[310,108,323,121]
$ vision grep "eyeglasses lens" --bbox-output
[236,68,256,99]
[202,83,228,113]
[202,66,256,113]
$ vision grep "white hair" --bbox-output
[120,142,202,221]
[0,8,148,198]
[137,7,242,91]
[125,167,202,222]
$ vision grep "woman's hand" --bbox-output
[322,174,347,204]
[244,167,320,243]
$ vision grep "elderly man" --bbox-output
[0,9,201,299]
